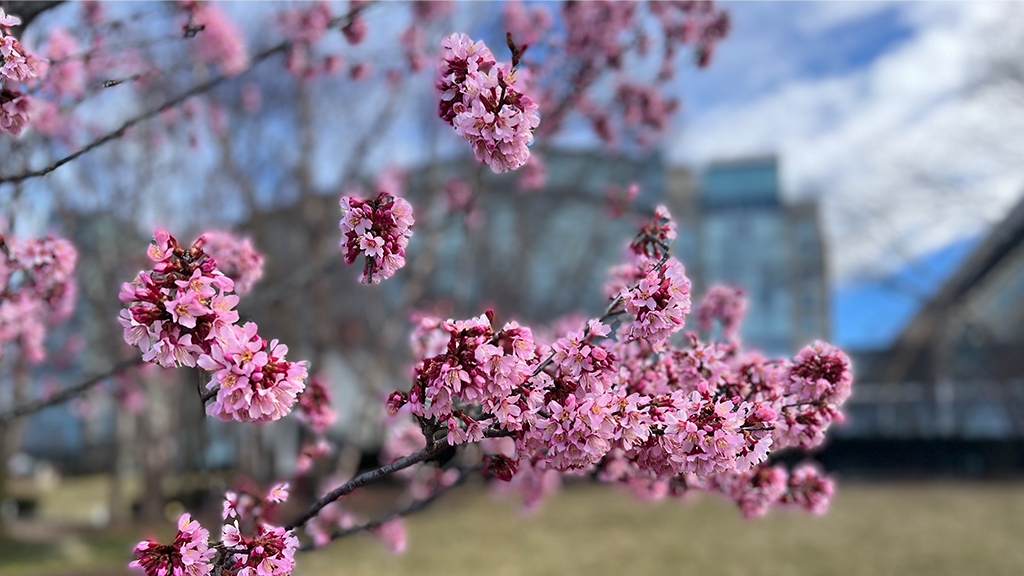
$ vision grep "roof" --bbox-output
[886,192,1024,381]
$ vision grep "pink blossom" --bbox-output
[201,231,265,295]
[518,153,546,192]
[280,2,332,45]
[225,523,299,576]
[45,28,85,97]
[281,2,333,77]
[121,231,307,420]
[0,89,31,136]
[129,513,215,576]
[1,32,39,83]
[503,1,553,47]
[296,438,333,475]
[782,464,834,515]
[189,4,250,77]
[0,8,21,27]
[371,519,407,554]
[82,2,105,26]
[698,284,747,342]
[436,33,541,173]
[339,191,415,284]
[202,325,307,423]
[618,257,691,345]
[788,341,853,407]
[0,234,77,363]
[267,482,289,504]
[342,14,367,45]
[297,372,336,433]
[412,1,452,21]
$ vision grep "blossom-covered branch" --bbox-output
[119,230,307,423]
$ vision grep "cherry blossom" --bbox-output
[201,231,265,295]
[698,285,747,342]
[120,231,307,422]
[130,513,215,576]
[186,3,250,77]
[339,191,415,284]
[0,232,78,363]
[436,33,540,173]
[0,89,31,136]
[297,372,336,434]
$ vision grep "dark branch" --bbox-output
[0,357,144,425]
[2,1,64,36]
[283,440,447,531]
[298,463,484,551]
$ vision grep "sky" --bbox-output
[669,1,1024,290]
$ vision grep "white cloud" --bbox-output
[671,2,1024,282]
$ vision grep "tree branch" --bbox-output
[2,1,64,36]
[298,462,484,551]
[283,439,447,531]
[0,357,144,425]
[0,2,375,186]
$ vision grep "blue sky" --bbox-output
[832,235,979,349]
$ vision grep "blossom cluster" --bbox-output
[297,372,336,434]
[130,484,299,576]
[503,1,553,47]
[436,33,540,173]
[698,284,747,342]
[0,9,41,136]
[502,2,728,146]
[201,231,265,295]
[130,513,216,576]
[617,257,690,346]
[339,191,414,284]
[119,230,307,422]
[383,207,852,521]
[0,232,78,363]
[280,2,335,78]
[183,2,250,77]
[1,10,40,84]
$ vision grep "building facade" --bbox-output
[668,156,830,356]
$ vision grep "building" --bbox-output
[842,192,1024,441]
[667,156,830,356]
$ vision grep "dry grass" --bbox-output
[4,479,1024,576]
[297,481,1024,576]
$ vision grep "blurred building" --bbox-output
[842,193,1024,441]
[667,156,830,356]
[823,193,1024,477]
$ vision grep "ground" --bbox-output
[3,477,1023,576]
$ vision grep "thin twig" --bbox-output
[0,357,144,424]
[530,238,673,378]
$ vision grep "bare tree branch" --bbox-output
[298,462,484,551]
[0,357,144,425]
[283,439,447,531]
[0,2,375,187]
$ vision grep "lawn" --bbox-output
[3,479,1024,576]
